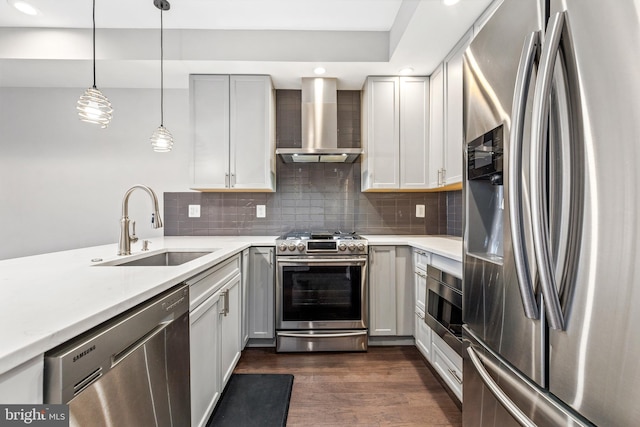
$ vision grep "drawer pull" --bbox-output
[448,368,462,384]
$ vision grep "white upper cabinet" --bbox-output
[428,30,473,189]
[190,74,276,191]
[191,75,230,189]
[400,77,431,189]
[361,76,430,191]
[428,65,445,188]
[444,42,466,185]
[361,76,400,190]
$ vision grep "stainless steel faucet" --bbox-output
[118,185,163,255]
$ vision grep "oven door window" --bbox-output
[281,265,362,321]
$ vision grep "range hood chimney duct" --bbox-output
[276,77,361,163]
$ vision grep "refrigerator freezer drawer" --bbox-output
[463,327,591,427]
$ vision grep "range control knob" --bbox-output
[288,243,296,251]
[278,243,287,252]
[348,243,356,251]
[338,243,347,251]
[357,243,366,251]
[297,243,305,252]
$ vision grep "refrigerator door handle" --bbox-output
[530,12,566,330]
[508,30,541,320]
[466,346,537,427]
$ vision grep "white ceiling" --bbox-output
[0,0,493,89]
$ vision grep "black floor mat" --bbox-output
[207,374,294,427]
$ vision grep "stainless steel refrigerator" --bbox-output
[463,0,640,426]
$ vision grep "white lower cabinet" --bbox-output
[431,332,463,401]
[190,290,222,427]
[369,246,413,336]
[412,247,463,402]
[414,310,431,362]
[0,355,43,404]
[369,246,397,335]
[241,249,250,347]
[248,247,275,339]
[219,275,242,386]
[187,255,242,427]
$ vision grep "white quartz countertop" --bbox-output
[0,234,461,376]
[363,235,462,262]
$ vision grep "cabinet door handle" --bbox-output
[231,173,236,187]
[220,290,230,316]
[441,168,446,185]
[219,292,227,316]
[225,173,230,188]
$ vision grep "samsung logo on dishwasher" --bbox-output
[72,345,95,363]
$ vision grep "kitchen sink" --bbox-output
[97,250,216,266]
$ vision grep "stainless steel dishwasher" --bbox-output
[44,284,190,427]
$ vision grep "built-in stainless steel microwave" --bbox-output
[467,124,503,182]
[425,265,463,357]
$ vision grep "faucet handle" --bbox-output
[130,220,139,244]
[142,240,150,251]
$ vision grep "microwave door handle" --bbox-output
[508,30,541,320]
[530,12,565,331]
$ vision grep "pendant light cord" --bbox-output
[92,0,97,89]
[160,8,164,126]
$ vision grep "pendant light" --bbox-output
[150,0,174,152]
[76,0,113,128]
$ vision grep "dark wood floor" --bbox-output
[233,346,462,426]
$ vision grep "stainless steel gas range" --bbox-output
[275,231,368,352]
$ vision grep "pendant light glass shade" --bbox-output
[150,125,174,152]
[77,0,112,128]
[150,0,173,152]
[77,87,112,128]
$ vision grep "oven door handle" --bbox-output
[278,331,368,338]
[277,257,368,264]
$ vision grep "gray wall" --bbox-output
[0,87,192,259]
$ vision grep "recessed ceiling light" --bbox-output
[399,67,414,75]
[8,0,40,16]
[314,67,326,75]
[442,0,461,6]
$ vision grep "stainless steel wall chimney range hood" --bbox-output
[276,78,362,163]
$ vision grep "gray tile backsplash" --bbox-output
[446,190,463,237]
[164,160,457,236]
